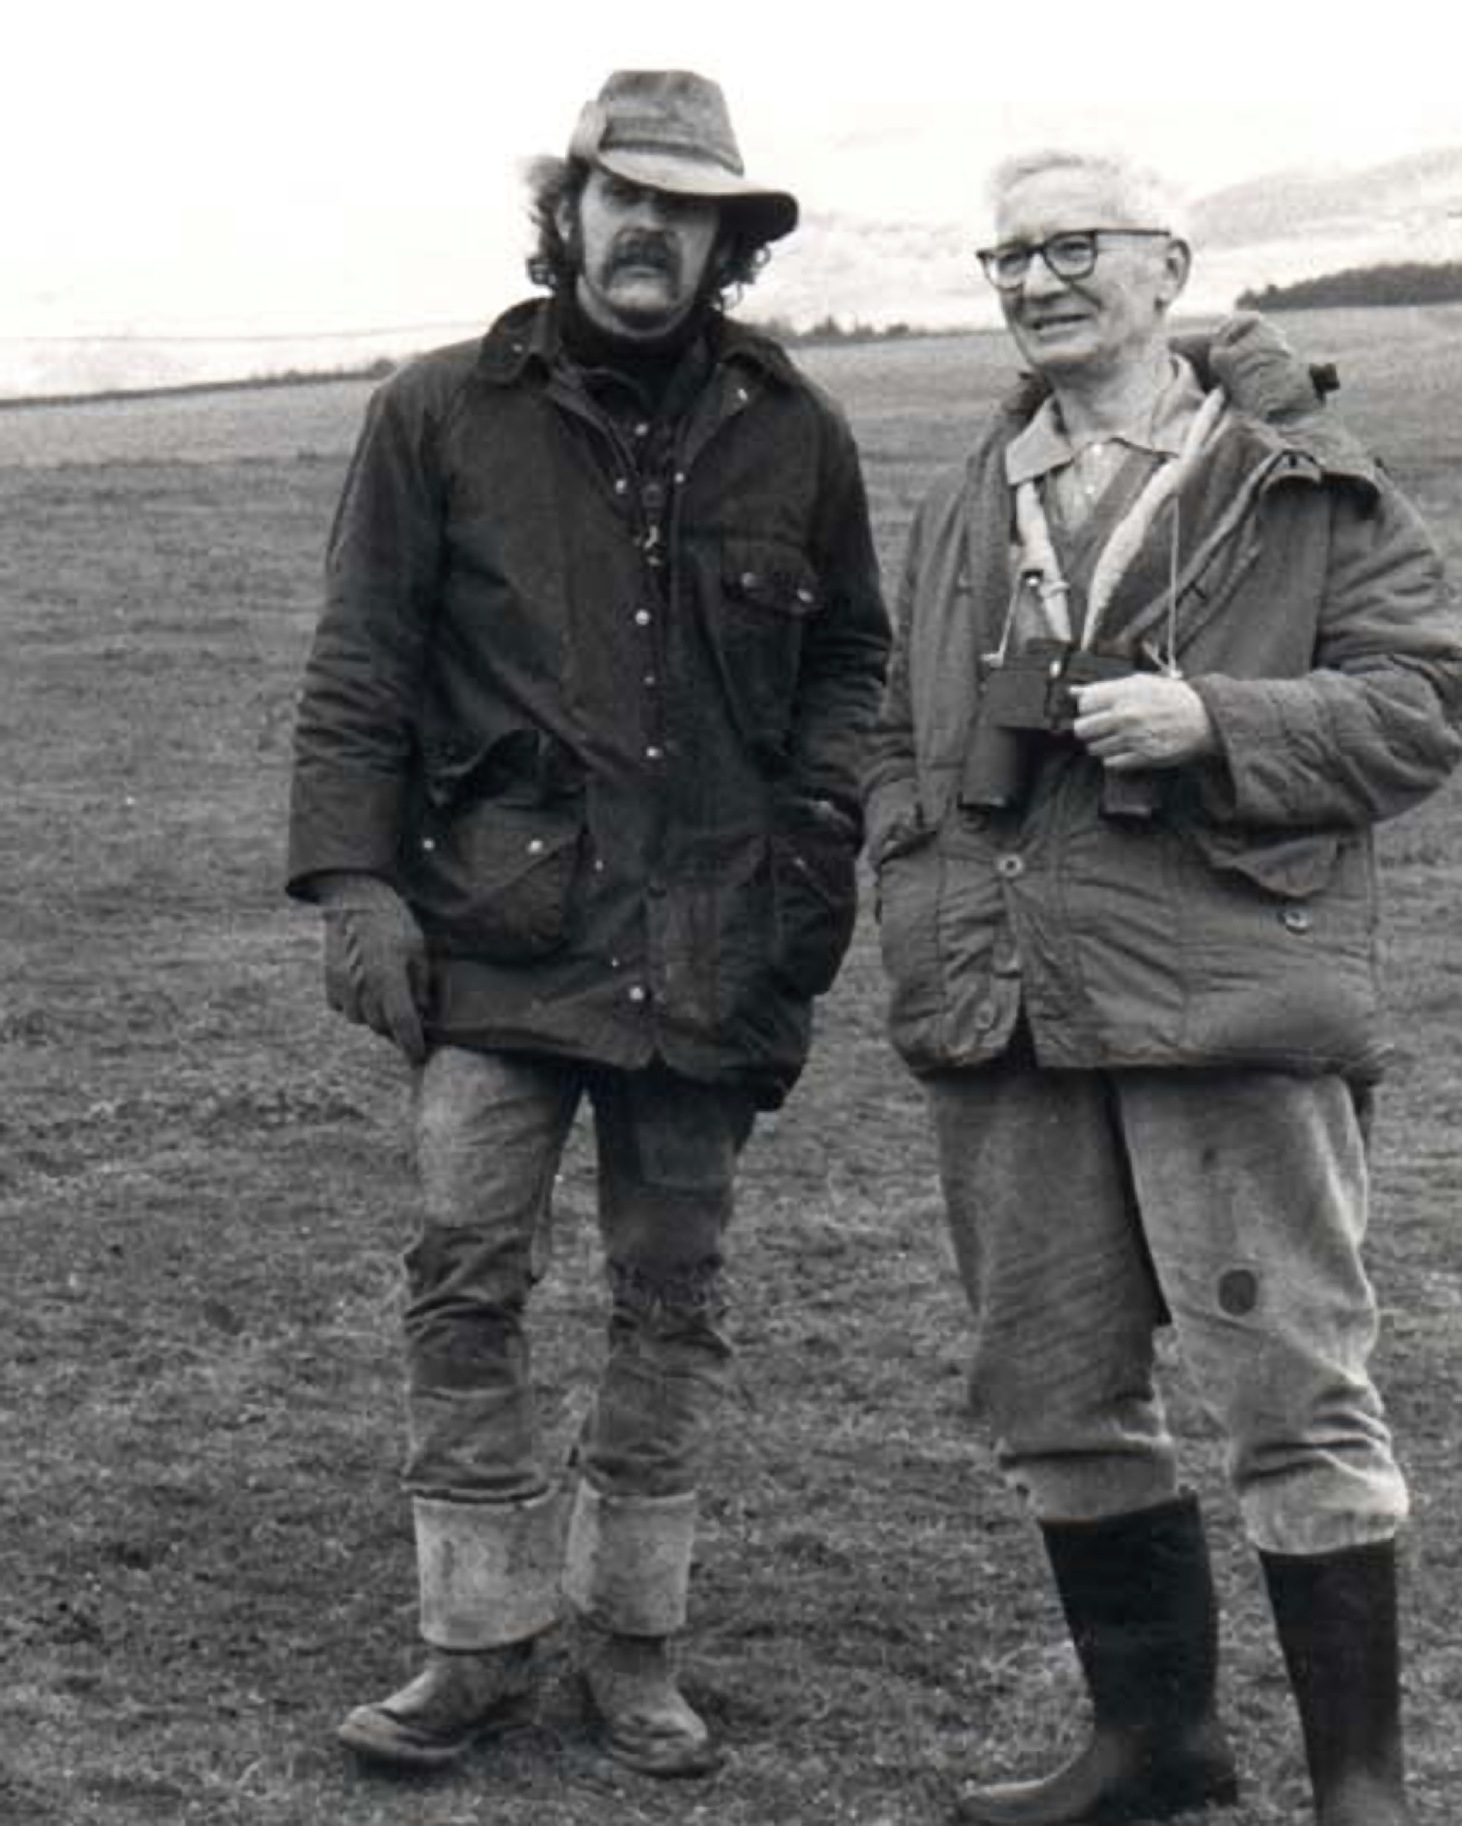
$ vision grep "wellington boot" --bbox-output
[954,1495,1237,1825]
[337,1643,535,1770]
[578,1623,721,1778]
[954,1717,1235,1824]
[1261,1540,1414,1825]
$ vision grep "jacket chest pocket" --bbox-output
[716,539,821,749]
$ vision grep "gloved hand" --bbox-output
[315,873,429,1063]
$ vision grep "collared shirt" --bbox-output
[1004,353,1207,529]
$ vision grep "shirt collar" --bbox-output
[1004,353,1206,487]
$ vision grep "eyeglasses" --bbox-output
[976,228,1172,291]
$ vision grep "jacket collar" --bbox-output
[473,298,559,384]
[473,296,799,392]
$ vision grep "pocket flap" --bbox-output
[722,541,820,616]
[1185,824,1343,899]
[422,728,581,810]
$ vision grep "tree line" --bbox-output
[1238,262,1462,311]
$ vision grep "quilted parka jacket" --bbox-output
[288,299,889,1106]
[865,314,1462,1082]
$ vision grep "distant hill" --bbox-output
[1238,261,1462,311]
[1185,144,1462,314]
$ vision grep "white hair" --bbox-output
[985,148,1191,244]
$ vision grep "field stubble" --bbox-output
[1,312,1460,1825]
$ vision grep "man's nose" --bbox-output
[1019,250,1069,300]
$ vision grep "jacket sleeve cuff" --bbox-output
[1187,673,1279,823]
[286,767,406,899]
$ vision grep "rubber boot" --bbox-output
[1261,1539,1414,1825]
[563,1481,720,1777]
[954,1494,1238,1824]
[337,1490,559,1769]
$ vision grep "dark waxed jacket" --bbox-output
[866,314,1462,1083]
[288,299,889,1106]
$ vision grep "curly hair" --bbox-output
[523,156,771,307]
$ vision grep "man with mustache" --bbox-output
[867,148,1461,1824]
[287,70,887,1780]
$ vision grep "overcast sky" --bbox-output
[12,0,1462,347]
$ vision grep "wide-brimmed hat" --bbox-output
[567,70,798,244]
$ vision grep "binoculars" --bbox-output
[960,638,1160,820]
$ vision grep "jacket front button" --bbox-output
[645,745,664,761]
[526,838,545,855]
[421,837,436,853]
[1280,907,1312,933]
[995,853,1025,880]
[634,609,652,626]
[627,984,648,1004]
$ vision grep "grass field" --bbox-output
[2,309,1461,1826]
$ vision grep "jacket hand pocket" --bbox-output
[768,807,858,997]
[1173,822,1380,1073]
[406,794,583,961]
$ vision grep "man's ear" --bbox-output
[1159,237,1192,306]
[554,193,578,244]
[709,215,740,285]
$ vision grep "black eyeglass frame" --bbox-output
[976,227,1173,291]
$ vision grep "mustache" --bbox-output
[608,231,680,281]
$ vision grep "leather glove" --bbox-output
[316,874,429,1064]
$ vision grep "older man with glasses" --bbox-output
[867,148,1462,1825]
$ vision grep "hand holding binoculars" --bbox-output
[960,638,1162,819]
